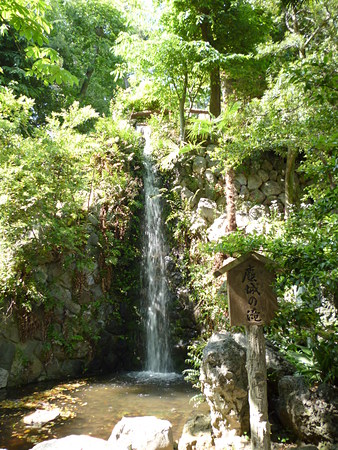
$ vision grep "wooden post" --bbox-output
[213,252,278,450]
[246,325,271,450]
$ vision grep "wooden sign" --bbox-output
[214,252,278,327]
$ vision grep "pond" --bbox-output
[0,371,207,449]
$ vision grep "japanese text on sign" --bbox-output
[242,264,262,323]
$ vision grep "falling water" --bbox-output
[140,125,172,373]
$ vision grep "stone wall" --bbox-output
[171,146,302,240]
[0,211,142,389]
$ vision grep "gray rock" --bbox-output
[262,180,282,197]
[86,273,95,286]
[318,443,338,450]
[0,316,20,343]
[109,416,174,450]
[193,156,207,175]
[261,160,273,172]
[258,169,269,183]
[249,205,266,220]
[0,341,16,371]
[245,220,269,235]
[178,414,214,450]
[58,270,73,289]
[269,170,278,181]
[278,192,286,205]
[205,169,216,186]
[207,214,227,241]
[296,446,318,450]
[190,216,209,233]
[23,408,60,426]
[236,211,250,229]
[197,198,219,223]
[33,266,48,284]
[61,359,84,375]
[234,179,242,193]
[49,285,72,303]
[47,262,63,280]
[265,342,295,379]
[64,297,81,315]
[0,368,9,388]
[239,185,250,200]
[216,196,227,210]
[90,284,104,300]
[8,342,44,386]
[277,376,338,444]
[200,332,249,438]
[247,174,262,190]
[214,431,250,450]
[264,195,278,206]
[31,435,109,449]
[205,185,217,202]
[235,173,247,186]
[181,186,195,203]
[249,189,266,204]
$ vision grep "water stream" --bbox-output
[0,373,206,449]
[140,125,172,373]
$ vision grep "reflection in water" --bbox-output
[0,373,206,450]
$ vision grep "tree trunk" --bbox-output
[225,168,237,232]
[246,325,271,450]
[79,66,95,100]
[285,147,298,218]
[199,13,221,118]
[210,65,221,117]
[79,46,99,101]
[179,98,186,143]
[179,73,188,143]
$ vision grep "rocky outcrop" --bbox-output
[198,332,337,449]
[173,149,292,241]
[0,225,140,388]
[175,149,288,223]
[277,376,338,445]
[200,332,250,438]
[178,414,214,450]
[109,416,174,450]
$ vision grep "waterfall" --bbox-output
[140,125,172,373]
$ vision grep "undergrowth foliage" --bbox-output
[0,88,143,324]
[208,200,338,385]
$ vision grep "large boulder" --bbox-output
[108,416,174,450]
[197,198,219,223]
[277,376,338,445]
[247,174,262,190]
[261,180,282,197]
[206,214,227,242]
[200,332,250,438]
[31,435,109,449]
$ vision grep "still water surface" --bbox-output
[0,372,205,449]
